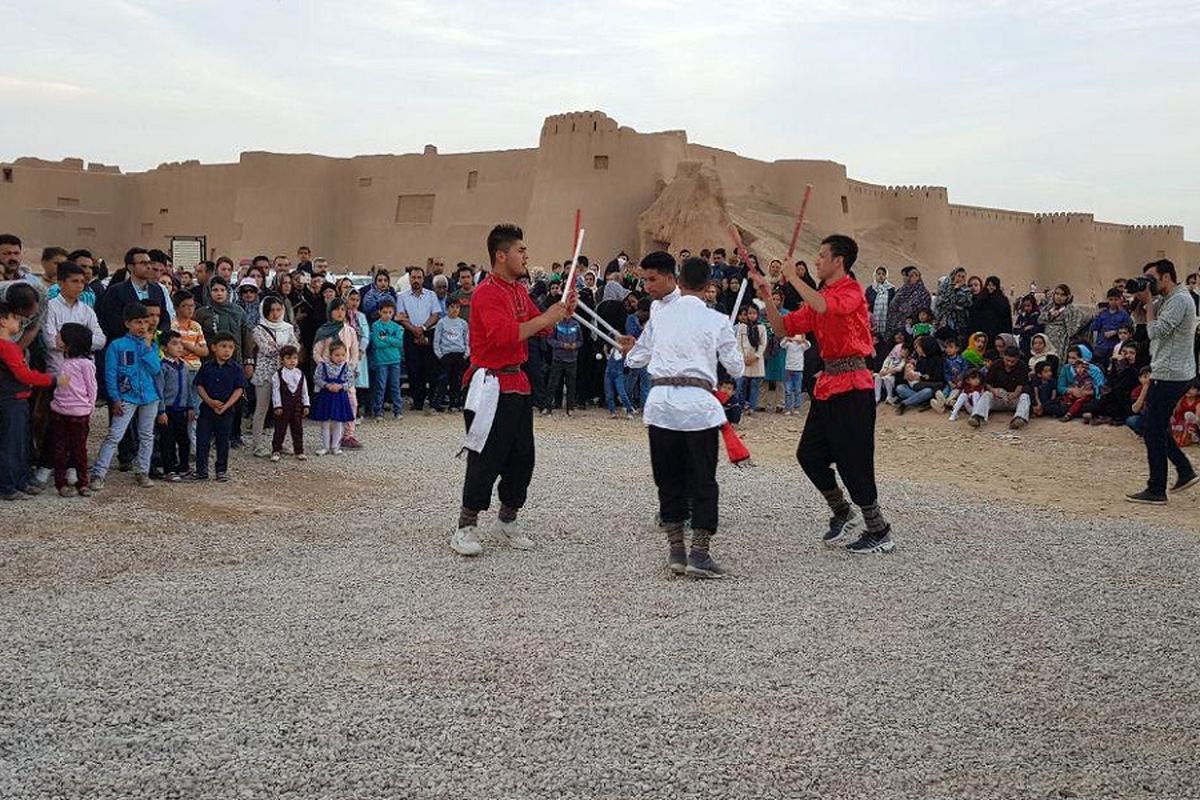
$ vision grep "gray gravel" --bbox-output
[1,413,1198,799]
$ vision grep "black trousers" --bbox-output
[435,352,468,409]
[547,359,578,410]
[648,425,720,532]
[404,336,437,410]
[1144,378,1194,494]
[461,394,535,512]
[157,408,191,474]
[798,388,878,507]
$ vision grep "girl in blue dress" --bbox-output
[310,341,355,455]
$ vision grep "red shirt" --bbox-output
[783,275,875,400]
[466,274,544,394]
[0,338,53,400]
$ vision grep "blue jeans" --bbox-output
[626,367,650,409]
[371,363,403,417]
[783,369,805,412]
[92,402,157,478]
[0,397,31,495]
[1126,413,1145,436]
[895,384,935,407]
[604,357,633,413]
[738,376,762,411]
[1143,379,1194,494]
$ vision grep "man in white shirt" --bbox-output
[396,266,442,412]
[620,254,745,579]
[642,251,680,318]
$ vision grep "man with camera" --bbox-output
[1126,259,1199,504]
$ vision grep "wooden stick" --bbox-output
[785,184,814,261]
[560,228,585,305]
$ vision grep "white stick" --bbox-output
[575,299,622,339]
[573,311,619,348]
[560,228,586,305]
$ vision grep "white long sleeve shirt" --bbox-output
[625,294,745,431]
[43,294,106,374]
[271,366,311,407]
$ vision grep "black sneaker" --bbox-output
[668,544,687,576]
[822,510,860,547]
[685,550,725,579]
[1170,473,1200,493]
[846,528,896,555]
[215,473,230,483]
[117,461,133,472]
[1125,489,1167,505]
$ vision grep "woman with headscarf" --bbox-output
[249,295,300,457]
[1038,283,1094,358]
[968,275,1014,343]
[1027,332,1059,376]
[884,266,931,340]
[962,331,989,368]
[269,271,298,323]
[935,267,973,341]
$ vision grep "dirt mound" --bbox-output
[639,163,924,272]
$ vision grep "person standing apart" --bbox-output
[1126,259,1198,504]
[451,224,574,557]
[751,235,896,554]
[619,255,745,578]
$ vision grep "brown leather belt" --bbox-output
[650,376,714,390]
[824,356,868,375]
[485,365,523,375]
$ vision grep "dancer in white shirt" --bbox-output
[619,254,745,578]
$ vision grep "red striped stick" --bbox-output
[785,184,814,261]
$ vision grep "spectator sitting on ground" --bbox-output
[969,345,1031,430]
[931,337,967,412]
[1060,359,1098,422]
[1030,361,1065,419]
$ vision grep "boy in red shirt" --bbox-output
[752,234,895,554]
[450,224,575,557]
[0,300,60,500]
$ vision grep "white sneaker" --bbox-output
[332,448,343,455]
[450,525,483,556]
[315,447,329,456]
[496,518,535,550]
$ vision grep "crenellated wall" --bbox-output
[1,111,1195,292]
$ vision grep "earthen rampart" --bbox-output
[1,111,1195,292]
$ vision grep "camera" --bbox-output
[1125,276,1158,295]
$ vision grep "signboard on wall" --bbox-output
[170,236,206,270]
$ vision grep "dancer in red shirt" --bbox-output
[450,224,575,557]
[751,234,895,554]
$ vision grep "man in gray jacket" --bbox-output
[1127,259,1198,504]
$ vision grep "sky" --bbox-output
[4,0,1199,237]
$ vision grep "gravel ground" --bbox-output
[1,412,1198,799]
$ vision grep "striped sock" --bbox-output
[860,503,888,535]
[820,486,851,517]
[662,522,685,546]
[458,507,479,529]
[690,528,712,553]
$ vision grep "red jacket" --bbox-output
[783,276,874,400]
[465,275,545,395]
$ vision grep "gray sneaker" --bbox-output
[89,475,105,492]
[135,473,154,488]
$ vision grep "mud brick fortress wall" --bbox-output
[3,111,1196,293]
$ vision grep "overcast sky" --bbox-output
[4,0,1198,237]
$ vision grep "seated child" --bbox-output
[875,335,909,404]
[1030,361,1066,418]
[910,308,934,338]
[1060,360,1096,421]
[1127,368,1151,436]
[949,369,986,422]
[931,337,967,412]
[716,379,743,426]
[1084,341,1139,424]
[1171,380,1200,447]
